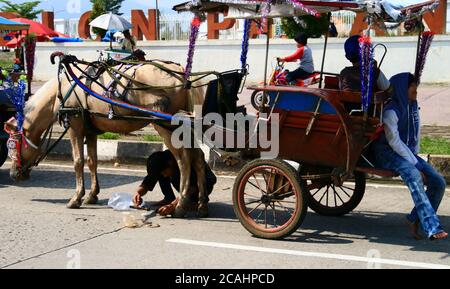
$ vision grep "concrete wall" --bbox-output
[34,35,450,84]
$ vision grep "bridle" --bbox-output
[5,116,67,176]
[4,118,36,175]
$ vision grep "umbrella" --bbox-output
[9,18,59,40]
[89,12,133,32]
[90,12,133,49]
[0,16,29,32]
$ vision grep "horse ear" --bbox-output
[4,117,17,134]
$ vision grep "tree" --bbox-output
[281,14,330,39]
[89,0,125,38]
[0,0,42,19]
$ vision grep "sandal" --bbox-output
[429,231,448,241]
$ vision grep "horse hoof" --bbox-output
[173,205,186,218]
[67,199,82,209]
[82,195,98,205]
[198,204,209,218]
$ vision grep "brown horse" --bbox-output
[4,59,209,217]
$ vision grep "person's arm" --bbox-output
[383,110,423,170]
[133,183,149,206]
[377,70,391,91]
[280,47,304,62]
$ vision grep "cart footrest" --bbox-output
[355,167,399,178]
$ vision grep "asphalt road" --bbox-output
[0,162,449,269]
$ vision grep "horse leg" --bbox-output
[173,149,192,218]
[193,149,208,218]
[83,133,100,205]
[67,126,86,209]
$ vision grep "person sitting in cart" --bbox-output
[340,35,390,92]
[132,150,217,216]
[372,73,447,241]
[277,32,315,85]
[122,30,137,53]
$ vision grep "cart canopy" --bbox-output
[173,0,439,22]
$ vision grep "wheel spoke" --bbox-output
[255,207,265,223]
[318,185,329,203]
[331,184,339,207]
[244,191,261,198]
[334,187,346,205]
[341,185,355,191]
[252,174,267,195]
[248,180,267,195]
[273,199,296,204]
[276,201,294,216]
[269,181,290,196]
[245,199,261,206]
[311,186,325,197]
[269,202,277,228]
[248,202,263,215]
[264,206,268,228]
[338,186,352,199]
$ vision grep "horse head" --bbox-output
[4,117,40,181]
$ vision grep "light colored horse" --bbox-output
[5,59,209,217]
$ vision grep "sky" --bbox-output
[1,0,182,19]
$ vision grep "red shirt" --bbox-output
[281,46,305,62]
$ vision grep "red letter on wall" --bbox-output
[131,9,157,41]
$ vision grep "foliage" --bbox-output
[98,132,121,140]
[0,0,42,19]
[420,137,450,155]
[281,14,329,39]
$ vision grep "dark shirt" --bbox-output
[142,152,217,201]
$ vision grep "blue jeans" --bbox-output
[374,145,446,238]
[286,67,312,84]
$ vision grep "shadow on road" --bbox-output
[285,211,450,256]
[0,167,142,189]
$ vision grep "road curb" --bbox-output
[47,139,450,182]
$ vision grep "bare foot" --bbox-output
[430,231,448,241]
[406,220,422,240]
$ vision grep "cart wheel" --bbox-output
[301,171,366,216]
[233,159,307,239]
[0,140,7,168]
[250,90,269,110]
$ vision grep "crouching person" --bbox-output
[133,150,217,217]
[372,73,447,240]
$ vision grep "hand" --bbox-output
[133,192,143,207]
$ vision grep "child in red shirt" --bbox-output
[278,32,315,84]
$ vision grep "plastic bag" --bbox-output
[108,193,134,211]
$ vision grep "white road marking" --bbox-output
[167,238,450,269]
[4,162,449,192]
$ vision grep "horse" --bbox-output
[4,55,210,217]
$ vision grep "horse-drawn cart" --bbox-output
[174,0,438,239]
[4,1,439,239]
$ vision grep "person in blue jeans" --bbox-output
[372,73,447,240]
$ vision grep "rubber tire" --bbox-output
[0,140,7,168]
[232,159,308,239]
[250,90,265,110]
[301,171,366,216]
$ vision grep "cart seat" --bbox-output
[324,75,340,89]
[202,70,244,118]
